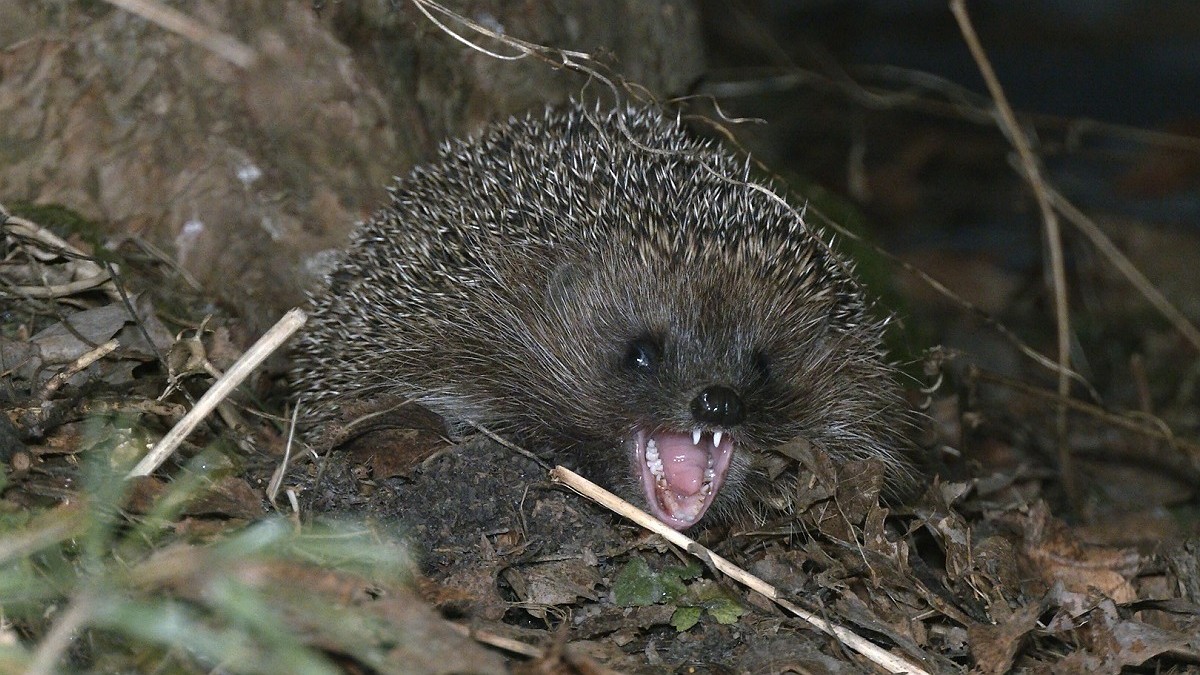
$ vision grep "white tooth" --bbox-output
[692,428,702,446]
[713,431,723,447]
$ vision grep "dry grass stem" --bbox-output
[444,621,542,658]
[1,209,119,300]
[128,308,307,477]
[949,0,1077,508]
[268,404,300,506]
[103,0,257,69]
[550,466,931,675]
[411,0,592,62]
[474,423,550,469]
[409,0,636,112]
[805,199,1099,397]
[1038,180,1200,353]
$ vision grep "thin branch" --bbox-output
[1,208,119,299]
[1036,177,1200,353]
[38,339,119,399]
[268,404,300,506]
[444,621,542,658]
[128,308,307,477]
[969,366,1200,465]
[950,0,1077,508]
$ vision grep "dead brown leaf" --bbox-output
[967,599,1043,675]
[1052,600,1200,673]
[1020,502,1140,611]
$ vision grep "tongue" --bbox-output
[657,436,709,496]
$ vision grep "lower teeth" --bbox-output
[644,436,718,491]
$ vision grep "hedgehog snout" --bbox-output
[690,385,744,427]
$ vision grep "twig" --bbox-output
[802,198,1100,399]
[706,62,1200,157]
[410,0,592,62]
[103,0,257,69]
[113,234,205,291]
[106,262,173,386]
[80,399,185,418]
[950,0,1077,509]
[128,308,307,477]
[474,423,550,470]
[408,0,629,109]
[0,275,115,299]
[410,0,528,61]
[1036,177,1200,353]
[37,339,119,399]
[550,467,930,675]
[444,621,542,658]
[1,212,100,265]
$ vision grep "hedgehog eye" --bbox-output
[624,338,660,374]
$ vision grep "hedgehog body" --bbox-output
[291,104,914,530]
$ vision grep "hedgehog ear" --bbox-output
[546,262,583,309]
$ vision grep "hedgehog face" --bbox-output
[616,333,752,530]
[537,252,842,530]
[605,332,735,528]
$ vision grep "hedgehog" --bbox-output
[290,102,916,531]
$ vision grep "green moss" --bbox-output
[6,201,100,241]
[613,557,741,631]
[5,200,128,269]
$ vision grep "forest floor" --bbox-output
[3,2,1200,674]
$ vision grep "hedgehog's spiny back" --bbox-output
[290,104,898,487]
[301,105,832,395]
[404,105,844,283]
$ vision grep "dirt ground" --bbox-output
[3,1,1200,673]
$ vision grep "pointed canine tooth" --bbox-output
[713,430,723,447]
[692,428,702,446]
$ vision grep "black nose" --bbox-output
[690,385,745,426]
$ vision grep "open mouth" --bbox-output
[632,427,735,530]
